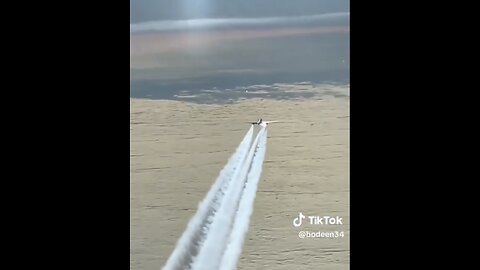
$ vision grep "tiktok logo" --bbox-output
[293,212,306,227]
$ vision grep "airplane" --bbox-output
[248,118,280,127]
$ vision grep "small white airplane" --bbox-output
[248,118,280,127]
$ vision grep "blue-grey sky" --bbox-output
[131,0,349,22]
[130,0,349,99]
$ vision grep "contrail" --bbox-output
[162,126,254,270]
[220,128,268,270]
[162,126,268,270]
[191,128,263,270]
[131,12,349,33]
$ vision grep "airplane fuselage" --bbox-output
[249,118,277,127]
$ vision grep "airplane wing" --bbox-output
[264,121,280,124]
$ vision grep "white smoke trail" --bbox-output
[191,129,263,270]
[220,128,268,270]
[131,12,350,33]
[162,126,254,270]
